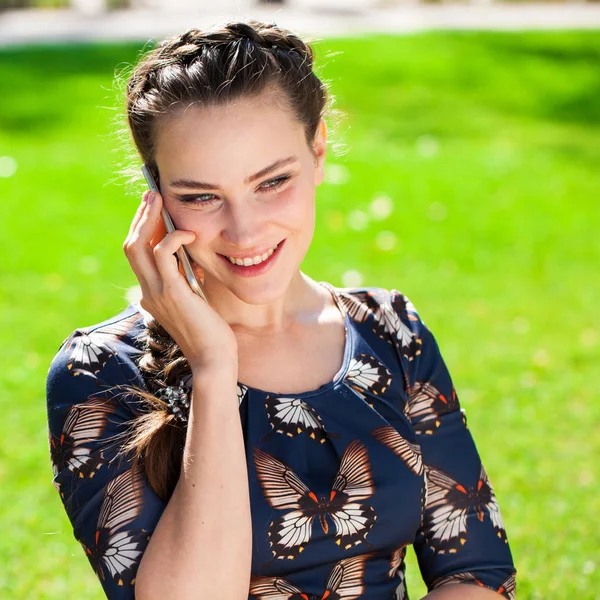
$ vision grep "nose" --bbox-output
[221,199,269,250]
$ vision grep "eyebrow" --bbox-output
[168,155,299,191]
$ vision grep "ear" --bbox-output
[312,118,328,187]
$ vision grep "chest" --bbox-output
[236,318,347,394]
[245,381,425,578]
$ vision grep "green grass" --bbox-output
[1,30,599,599]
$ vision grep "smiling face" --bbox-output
[153,89,327,305]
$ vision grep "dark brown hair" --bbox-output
[115,20,341,502]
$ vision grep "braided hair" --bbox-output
[115,20,339,502]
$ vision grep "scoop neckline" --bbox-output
[237,281,353,399]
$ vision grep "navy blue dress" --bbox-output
[46,283,517,599]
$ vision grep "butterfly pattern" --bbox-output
[253,440,377,560]
[238,383,249,407]
[250,552,374,599]
[63,313,141,375]
[263,394,331,443]
[46,287,516,600]
[421,464,508,554]
[81,462,149,587]
[48,395,119,501]
[371,425,423,476]
[388,544,409,600]
[406,381,460,434]
[430,572,516,600]
[339,290,421,358]
[342,353,393,409]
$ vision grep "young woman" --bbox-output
[46,20,516,600]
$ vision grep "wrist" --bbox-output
[189,363,240,410]
[189,358,238,381]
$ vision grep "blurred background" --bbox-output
[1,1,599,598]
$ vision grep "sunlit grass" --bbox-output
[1,30,598,599]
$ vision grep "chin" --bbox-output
[229,277,294,305]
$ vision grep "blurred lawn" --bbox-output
[1,30,599,599]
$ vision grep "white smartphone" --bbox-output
[141,164,208,303]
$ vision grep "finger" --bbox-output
[123,192,163,288]
[137,191,165,245]
[150,205,168,250]
[125,191,150,241]
[153,230,197,284]
[129,191,165,266]
[124,198,146,244]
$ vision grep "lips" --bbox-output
[222,241,281,265]
[218,239,286,277]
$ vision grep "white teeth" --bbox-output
[226,245,277,266]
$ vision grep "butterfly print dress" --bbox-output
[46,282,517,599]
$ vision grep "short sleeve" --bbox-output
[46,312,167,599]
[388,290,517,599]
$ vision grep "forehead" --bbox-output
[154,92,306,177]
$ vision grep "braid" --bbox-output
[127,20,313,98]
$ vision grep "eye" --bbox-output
[177,194,219,206]
[259,175,292,191]
[176,175,292,206]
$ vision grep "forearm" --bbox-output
[422,583,501,599]
[135,366,252,600]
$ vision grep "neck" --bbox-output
[202,270,329,335]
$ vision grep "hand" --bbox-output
[123,190,238,372]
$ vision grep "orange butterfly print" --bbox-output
[49,396,119,500]
[254,440,377,560]
[430,571,516,600]
[423,464,507,554]
[64,313,140,375]
[250,552,374,599]
[406,381,460,434]
[81,462,149,587]
[343,354,393,408]
[264,395,332,443]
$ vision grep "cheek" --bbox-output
[172,212,219,248]
[274,184,316,225]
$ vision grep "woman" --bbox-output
[46,20,516,600]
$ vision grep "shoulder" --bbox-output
[46,303,149,420]
[328,283,424,333]
[325,283,431,378]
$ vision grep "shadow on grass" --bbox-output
[0,42,147,134]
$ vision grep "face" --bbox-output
[153,90,327,304]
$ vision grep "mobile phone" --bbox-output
[141,164,208,303]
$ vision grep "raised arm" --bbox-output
[387,290,517,600]
[134,363,251,600]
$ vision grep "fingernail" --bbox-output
[148,192,155,204]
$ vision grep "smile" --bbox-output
[218,240,286,278]
[224,242,280,266]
